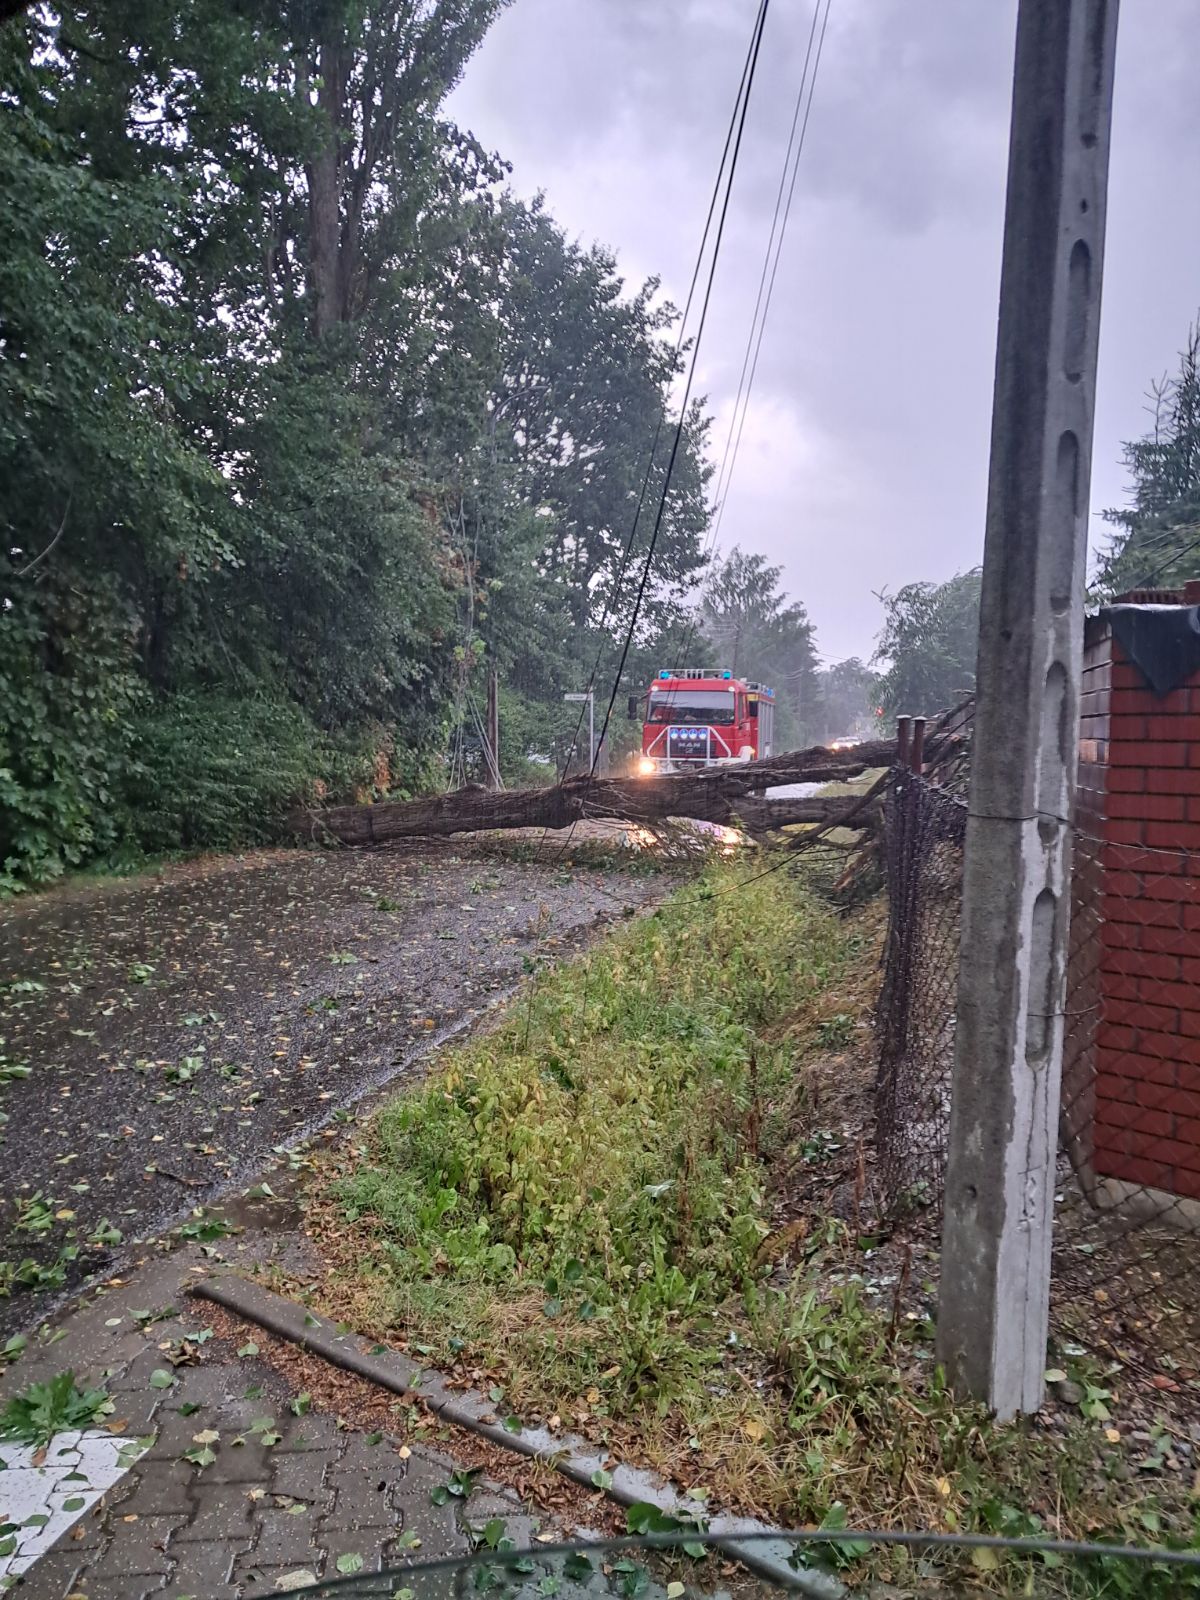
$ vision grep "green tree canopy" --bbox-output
[873,569,981,720]
[816,657,879,744]
[700,548,821,749]
[0,1,713,886]
[1094,323,1200,597]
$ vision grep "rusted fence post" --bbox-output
[896,716,911,771]
[880,716,918,1071]
[910,717,926,777]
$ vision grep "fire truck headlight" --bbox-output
[637,757,656,776]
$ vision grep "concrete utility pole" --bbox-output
[938,0,1119,1419]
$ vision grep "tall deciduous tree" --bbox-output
[0,1,716,884]
[700,548,821,748]
[816,657,878,744]
[873,569,982,718]
[293,0,509,337]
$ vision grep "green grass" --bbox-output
[322,865,851,1409]
[308,862,1200,1594]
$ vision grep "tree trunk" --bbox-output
[305,33,349,339]
[289,738,899,846]
[732,794,883,832]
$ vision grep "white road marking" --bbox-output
[0,1429,149,1585]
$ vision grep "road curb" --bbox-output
[189,1275,842,1598]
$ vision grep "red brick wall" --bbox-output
[1084,629,1200,1202]
[1077,623,1111,828]
[1062,626,1112,1165]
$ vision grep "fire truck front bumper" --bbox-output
[636,755,745,776]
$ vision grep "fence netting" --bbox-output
[874,769,966,1218]
[874,764,1200,1354]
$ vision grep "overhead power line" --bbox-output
[557,0,771,782]
[707,0,829,531]
[657,0,834,698]
[707,0,833,556]
[589,0,774,776]
[1130,521,1200,589]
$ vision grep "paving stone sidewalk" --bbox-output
[1,1256,546,1600]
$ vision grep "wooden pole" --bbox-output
[485,665,501,790]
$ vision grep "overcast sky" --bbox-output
[449,0,1200,665]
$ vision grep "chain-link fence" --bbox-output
[874,752,1200,1351]
[874,769,966,1218]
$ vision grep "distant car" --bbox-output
[829,734,861,751]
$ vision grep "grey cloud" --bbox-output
[452,0,1200,663]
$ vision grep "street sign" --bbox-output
[563,694,590,702]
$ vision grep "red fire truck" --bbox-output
[629,668,776,775]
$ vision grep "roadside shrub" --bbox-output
[0,571,142,893]
[123,690,346,852]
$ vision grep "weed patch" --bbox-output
[306,863,1200,1591]
[318,866,847,1411]
[0,1371,111,1447]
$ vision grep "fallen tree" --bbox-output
[733,792,884,833]
[290,738,900,846]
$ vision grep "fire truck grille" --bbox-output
[667,728,711,761]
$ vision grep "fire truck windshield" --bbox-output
[648,689,736,725]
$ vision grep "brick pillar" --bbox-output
[1087,633,1200,1204]
[1062,623,1112,1175]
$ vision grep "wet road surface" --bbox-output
[0,844,657,1336]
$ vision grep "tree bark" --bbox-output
[304,32,349,339]
[289,738,899,845]
[732,794,883,833]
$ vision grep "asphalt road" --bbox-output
[0,843,657,1337]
